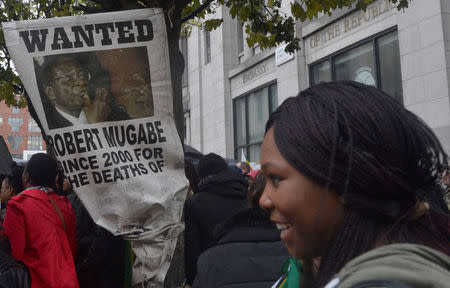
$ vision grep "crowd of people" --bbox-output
[0,154,127,288]
[0,81,449,288]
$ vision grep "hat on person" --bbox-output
[198,153,228,178]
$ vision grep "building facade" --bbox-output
[0,102,46,160]
[182,0,450,161]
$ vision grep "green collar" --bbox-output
[280,258,302,288]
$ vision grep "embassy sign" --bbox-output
[309,0,396,49]
[242,62,268,84]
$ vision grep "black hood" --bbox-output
[213,208,279,244]
[197,168,248,198]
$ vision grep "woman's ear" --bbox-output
[6,185,14,198]
[22,170,30,188]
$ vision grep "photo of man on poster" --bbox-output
[35,48,154,130]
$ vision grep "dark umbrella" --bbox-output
[184,144,202,159]
[0,136,13,176]
[184,144,202,172]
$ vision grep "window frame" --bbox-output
[7,135,23,151]
[308,27,401,103]
[237,20,244,57]
[180,36,189,87]
[204,29,211,64]
[8,117,23,132]
[27,135,43,150]
[233,81,277,161]
[28,118,40,132]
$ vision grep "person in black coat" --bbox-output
[184,153,248,285]
[67,193,126,288]
[0,233,30,288]
[59,174,126,288]
[0,163,24,222]
[192,171,289,288]
[192,209,289,288]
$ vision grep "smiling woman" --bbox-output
[259,81,450,288]
[260,128,343,260]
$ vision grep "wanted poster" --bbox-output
[3,9,188,285]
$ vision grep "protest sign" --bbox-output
[3,9,188,285]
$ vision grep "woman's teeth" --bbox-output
[276,223,291,230]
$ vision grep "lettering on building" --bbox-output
[242,63,268,84]
[309,0,395,49]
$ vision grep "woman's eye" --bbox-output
[270,175,281,185]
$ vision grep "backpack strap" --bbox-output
[49,198,66,232]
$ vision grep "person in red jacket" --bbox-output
[3,153,78,288]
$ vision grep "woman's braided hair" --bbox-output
[266,81,450,287]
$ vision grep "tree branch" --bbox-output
[37,3,42,18]
[12,83,23,94]
[73,4,109,13]
[181,0,215,23]
[264,5,274,18]
[249,0,266,22]
[176,0,193,8]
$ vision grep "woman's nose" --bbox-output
[259,188,273,211]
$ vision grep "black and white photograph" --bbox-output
[34,47,154,130]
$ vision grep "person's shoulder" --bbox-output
[8,189,41,203]
[44,106,73,129]
[49,193,74,209]
[8,194,24,204]
[331,244,450,288]
[5,189,46,215]
[184,193,202,210]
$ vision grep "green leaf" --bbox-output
[291,2,307,22]
[0,81,17,106]
[204,18,223,31]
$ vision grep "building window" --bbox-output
[0,117,3,125]
[237,21,244,63]
[183,119,187,141]
[11,153,22,159]
[183,111,191,144]
[27,135,43,150]
[204,30,211,64]
[7,135,22,151]
[180,36,188,87]
[309,29,402,103]
[234,83,277,162]
[8,117,23,132]
[12,107,20,114]
[28,118,40,132]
